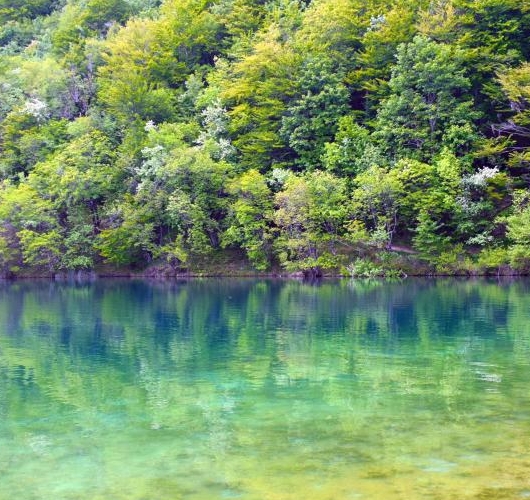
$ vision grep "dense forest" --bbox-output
[0,0,529,277]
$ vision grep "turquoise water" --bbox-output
[1,278,530,499]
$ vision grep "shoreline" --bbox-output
[1,251,527,281]
[1,269,528,281]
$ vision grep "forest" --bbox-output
[0,0,529,277]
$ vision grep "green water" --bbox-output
[1,278,530,500]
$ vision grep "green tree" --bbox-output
[295,0,374,66]
[504,190,530,270]
[51,0,129,56]
[279,58,349,170]
[374,35,480,161]
[17,228,62,273]
[351,165,403,248]
[417,0,530,128]
[455,166,510,247]
[322,116,383,176]
[219,24,302,169]
[352,2,426,115]
[496,62,530,168]
[96,197,156,266]
[412,209,450,263]
[0,182,63,273]
[97,18,176,123]
[223,169,273,270]
[212,0,267,42]
[0,0,59,22]
[274,170,348,275]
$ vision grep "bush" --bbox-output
[345,258,405,279]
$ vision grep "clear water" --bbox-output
[1,278,530,500]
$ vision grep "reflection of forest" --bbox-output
[1,278,529,412]
[1,278,530,499]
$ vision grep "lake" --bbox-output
[0,278,530,499]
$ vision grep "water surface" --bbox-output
[1,278,530,499]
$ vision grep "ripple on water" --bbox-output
[1,278,530,499]
[419,458,458,473]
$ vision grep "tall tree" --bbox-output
[374,35,480,162]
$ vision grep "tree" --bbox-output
[108,120,237,264]
[418,0,530,128]
[504,190,530,270]
[412,209,451,262]
[97,18,176,123]
[322,116,383,176]
[455,166,510,246]
[0,182,63,273]
[352,2,426,115]
[223,169,273,270]
[351,165,403,248]
[279,58,349,170]
[295,0,375,66]
[0,0,59,22]
[495,62,530,168]
[0,114,68,178]
[51,0,130,74]
[17,228,62,273]
[96,197,156,266]
[374,35,480,161]
[212,0,267,42]
[274,170,348,275]
[219,24,302,169]
[28,130,117,209]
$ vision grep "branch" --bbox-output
[491,121,530,138]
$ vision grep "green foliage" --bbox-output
[456,166,510,245]
[18,228,62,272]
[296,0,375,65]
[51,0,130,57]
[274,170,348,275]
[0,116,68,177]
[353,3,423,108]
[220,24,302,169]
[213,0,267,41]
[432,244,467,275]
[351,165,403,248]
[1,0,530,275]
[496,62,530,168]
[223,169,273,270]
[322,117,383,176]
[61,224,96,270]
[97,198,155,266]
[374,35,480,161]
[413,210,451,263]
[418,0,530,129]
[153,236,189,271]
[345,258,405,279]
[97,18,175,123]
[279,58,349,170]
[0,231,21,275]
[0,0,59,23]
[476,247,510,273]
[28,130,117,207]
[504,190,530,270]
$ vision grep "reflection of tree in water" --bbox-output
[1,278,530,498]
[0,278,528,379]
